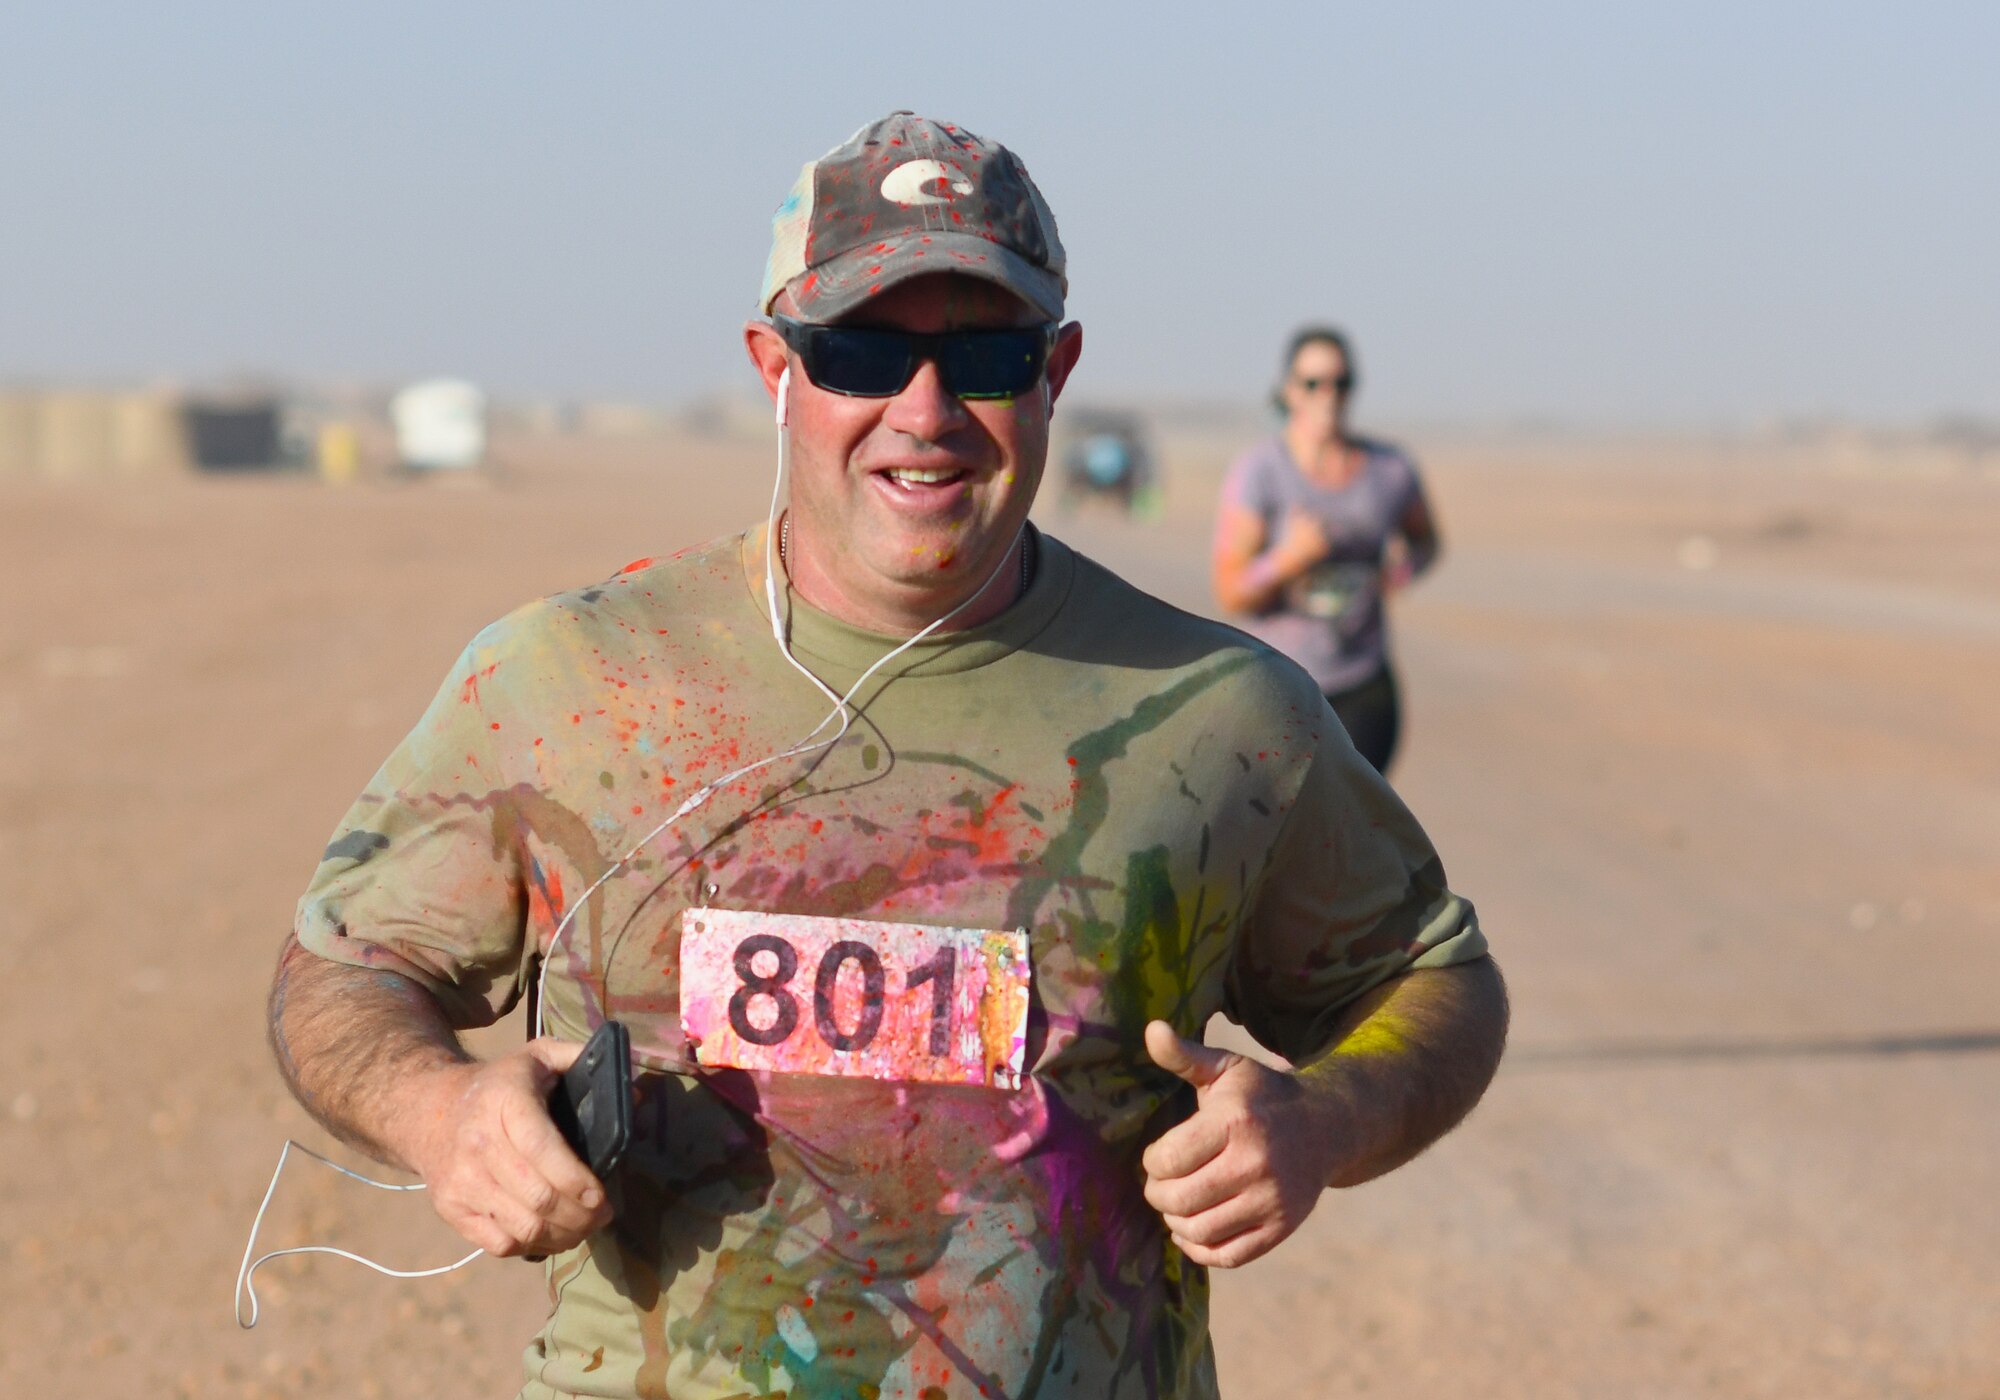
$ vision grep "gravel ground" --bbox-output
[2,430,1993,1398]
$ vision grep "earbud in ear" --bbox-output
[776,366,791,427]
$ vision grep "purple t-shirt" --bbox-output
[1221,435,1425,695]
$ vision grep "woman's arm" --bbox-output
[1382,462,1442,592]
[1213,500,1330,614]
[1399,484,1440,577]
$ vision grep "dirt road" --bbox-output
[2,432,1994,1398]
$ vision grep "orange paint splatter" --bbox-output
[459,662,499,705]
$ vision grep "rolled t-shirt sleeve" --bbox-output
[293,628,534,1028]
[1225,725,1487,1062]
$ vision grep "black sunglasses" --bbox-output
[772,314,1058,401]
[1292,373,1354,395]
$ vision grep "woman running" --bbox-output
[1212,325,1440,775]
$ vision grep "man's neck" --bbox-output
[779,517,1031,637]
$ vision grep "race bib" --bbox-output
[1292,561,1377,620]
[678,909,1031,1089]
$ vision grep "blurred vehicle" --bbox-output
[1058,409,1157,516]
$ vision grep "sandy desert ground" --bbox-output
[1,420,1996,1399]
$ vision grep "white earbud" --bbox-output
[776,366,790,427]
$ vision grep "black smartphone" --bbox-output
[547,1019,632,1181]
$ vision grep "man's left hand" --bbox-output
[1138,1020,1337,1269]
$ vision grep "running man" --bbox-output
[269,113,1506,1399]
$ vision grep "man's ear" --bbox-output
[1044,321,1084,409]
[743,322,791,414]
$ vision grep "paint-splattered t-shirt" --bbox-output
[295,525,1486,1400]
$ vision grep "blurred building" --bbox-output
[390,378,487,471]
[0,388,192,480]
[0,384,332,479]
[180,390,290,471]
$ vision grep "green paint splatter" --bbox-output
[1004,655,1252,934]
[903,750,1014,789]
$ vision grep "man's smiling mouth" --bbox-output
[883,467,967,487]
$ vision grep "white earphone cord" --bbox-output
[239,362,1027,1325]
[235,1141,482,1329]
[532,372,1023,1038]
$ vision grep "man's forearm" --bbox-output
[267,934,475,1172]
[1294,957,1508,1188]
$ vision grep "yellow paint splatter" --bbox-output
[1329,1012,1414,1061]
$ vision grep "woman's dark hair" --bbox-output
[1273,324,1359,412]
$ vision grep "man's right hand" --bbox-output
[405,1038,613,1258]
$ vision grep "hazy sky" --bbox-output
[3,2,1994,426]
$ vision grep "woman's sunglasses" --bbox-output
[772,314,1058,401]
[1291,373,1354,395]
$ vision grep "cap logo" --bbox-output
[880,159,974,208]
